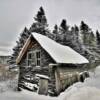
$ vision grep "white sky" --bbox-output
[0,0,100,55]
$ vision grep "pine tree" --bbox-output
[79,21,99,64]
[8,27,30,65]
[74,25,79,37]
[53,24,58,34]
[80,21,90,32]
[88,31,96,46]
[19,27,31,45]
[96,30,100,46]
[80,21,91,45]
[70,25,81,52]
[59,19,69,45]
[72,25,79,44]
[59,19,69,33]
[52,24,59,41]
[30,6,48,35]
[34,7,47,24]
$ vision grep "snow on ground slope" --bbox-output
[0,89,58,100]
[0,66,100,100]
[59,66,100,100]
[0,79,17,93]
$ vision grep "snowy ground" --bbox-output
[0,66,100,100]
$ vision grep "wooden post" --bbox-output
[38,78,48,95]
[49,64,62,95]
[17,65,21,91]
[55,66,62,95]
[36,74,49,95]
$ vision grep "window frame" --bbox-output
[27,49,41,66]
[35,50,41,66]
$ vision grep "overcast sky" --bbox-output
[0,0,100,55]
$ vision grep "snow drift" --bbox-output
[59,66,100,100]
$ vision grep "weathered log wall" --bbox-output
[49,64,88,96]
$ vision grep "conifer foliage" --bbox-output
[60,19,69,32]
[96,30,100,46]
[52,24,59,42]
[9,27,30,65]
[29,6,48,35]
[80,21,96,46]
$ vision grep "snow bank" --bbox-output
[59,66,100,100]
[0,72,18,93]
[64,86,100,100]
[0,79,17,93]
[0,89,58,100]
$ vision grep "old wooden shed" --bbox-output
[16,32,89,95]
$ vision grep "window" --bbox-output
[27,50,41,66]
[36,51,41,66]
[27,52,32,66]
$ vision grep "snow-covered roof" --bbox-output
[32,33,89,64]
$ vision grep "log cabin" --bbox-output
[16,32,89,95]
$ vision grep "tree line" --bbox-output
[8,7,100,68]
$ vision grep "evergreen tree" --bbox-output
[70,25,83,53]
[71,25,79,40]
[96,30,100,46]
[34,7,47,24]
[53,24,58,34]
[80,21,91,45]
[88,31,96,46]
[19,27,31,45]
[59,19,69,33]
[8,27,30,65]
[74,25,79,38]
[80,21,90,32]
[73,25,79,43]
[52,24,59,42]
[30,6,48,35]
[74,25,79,32]
[59,19,69,45]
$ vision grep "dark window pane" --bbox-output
[36,51,40,58]
[28,53,32,59]
[28,60,31,66]
[37,60,40,66]
[38,52,40,58]
[36,52,38,58]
